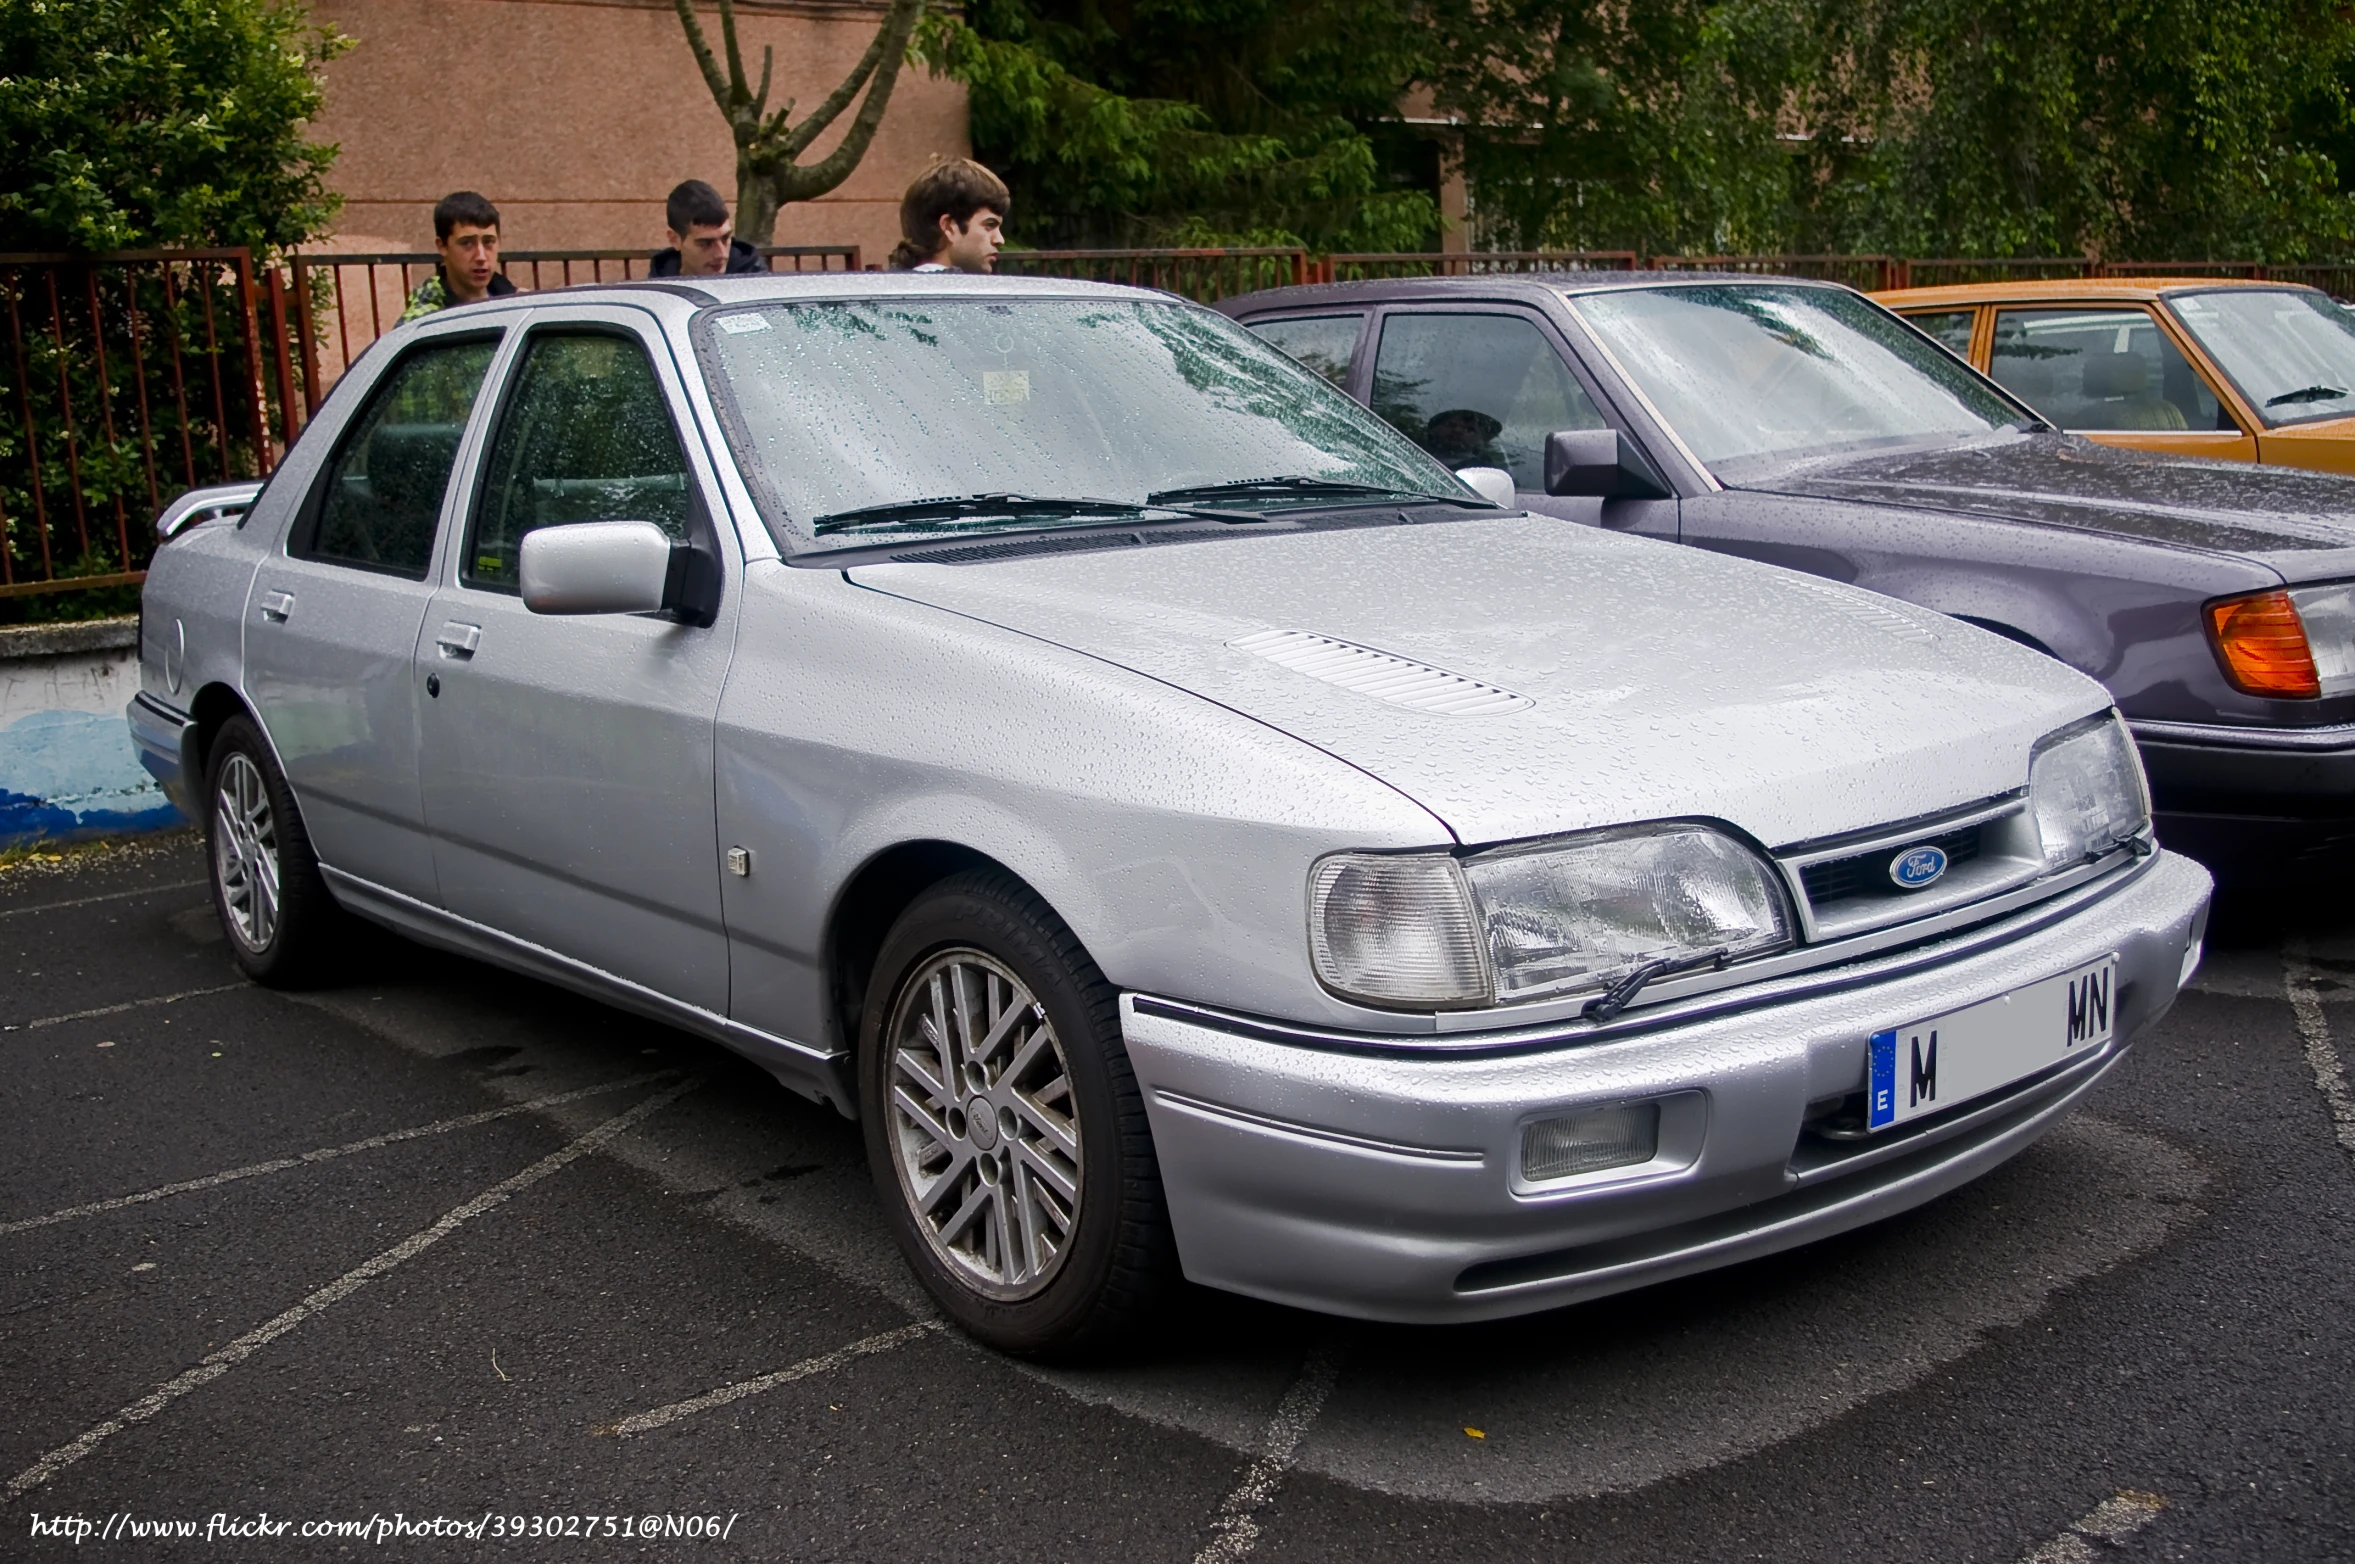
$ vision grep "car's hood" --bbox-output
[1740,432,2355,580]
[846,517,2107,848]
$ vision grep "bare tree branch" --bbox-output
[674,0,928,242]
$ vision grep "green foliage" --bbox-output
[915,1,1440,250]
[0,0,347,254]
[1424,0,1810,255]
[1794,0,2355,261]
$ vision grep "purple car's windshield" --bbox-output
[1565,283,2026,478]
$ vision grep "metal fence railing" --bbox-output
[288,245,863,412]
[1322,251,1640,282]
[992,248,1312,300]
[0,249,283,600]
[13,242,2355,605]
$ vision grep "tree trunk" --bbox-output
[736,161,780,246]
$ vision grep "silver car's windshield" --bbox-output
[2167,289,2355,427]
[696,297,1466,548]
[1564,284,2026,478]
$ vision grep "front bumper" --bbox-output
[126,692,199,818]
[2133,717,2355,880]
[1121,849,2210,1324]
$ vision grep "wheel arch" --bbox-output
[825,839,1045,1078]
[184,681,255,792]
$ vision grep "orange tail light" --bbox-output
[2206,590,2320,698]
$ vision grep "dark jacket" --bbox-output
[649,239,769,277]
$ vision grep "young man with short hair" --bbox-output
[650,180,769,277]
[399,191,517,321]
[887,159,1008,273]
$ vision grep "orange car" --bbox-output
[1874,277,2355,475]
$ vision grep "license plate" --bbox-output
[1867,957,2115,1131]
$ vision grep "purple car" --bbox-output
[1218,273,2355,884]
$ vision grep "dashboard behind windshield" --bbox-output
[695,297,1461,551]
[1564,284,2025,477]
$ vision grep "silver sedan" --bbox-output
[130,275,2211,1353]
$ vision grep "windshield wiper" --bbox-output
[1581,946,1733,1023]
[812,493,1221,536]
[2265,384,2351,408]
[1146,475,1465,506]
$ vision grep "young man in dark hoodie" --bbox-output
[650,180,769,277]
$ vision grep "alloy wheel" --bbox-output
[884,949,1082,1299]
[212,751,282,952]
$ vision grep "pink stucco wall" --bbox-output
[307,0,968,265]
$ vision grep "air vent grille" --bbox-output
[1229,629,1533,715]
[904,531,1144,564]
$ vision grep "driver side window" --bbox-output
[467,331,693,591]
[1370,312,1605,490]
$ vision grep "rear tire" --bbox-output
[860,868,1176,1357]
[204,714,347,987]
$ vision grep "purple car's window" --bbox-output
[695,298,1462,548]
[1246,314,1361,387]
[2169,288,2355,427]
[1371,313,1606,491]
[1564,283,2021,476]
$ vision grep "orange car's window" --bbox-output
[1989,308,2231,434]
[1905,310,1975,359]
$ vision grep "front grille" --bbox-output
[1800,823,1983,907]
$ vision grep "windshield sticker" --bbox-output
[718,315,772,335]
[984,370,1030,405]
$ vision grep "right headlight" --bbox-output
[1308,823,1794,1011]
[2028,713,2151,870]
[2206,583,2355,698]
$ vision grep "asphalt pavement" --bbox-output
[3,832,2350,1561]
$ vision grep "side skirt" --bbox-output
[319,865,855,1117]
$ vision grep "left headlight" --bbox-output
[1308,824,1794,1011]
[2028,713,2151,870]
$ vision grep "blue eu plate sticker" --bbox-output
[1868,1028,1898,1128]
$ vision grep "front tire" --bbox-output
[860,869,1175,1356]
[205,714,346,986]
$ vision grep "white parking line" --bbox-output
[2284,938,2355,1166]
[1,1076,703,1501]
[608,1322,940,1437]
[0,879,207,920]
[2017,1489,2168,1562]
[1192,1339,1347,1564]
[3,981,244,1033]
[0,1071,679,1237]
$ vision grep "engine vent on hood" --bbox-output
[1229,629,1534,715]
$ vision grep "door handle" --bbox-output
[435,621,482,659]
[257,590,294,623]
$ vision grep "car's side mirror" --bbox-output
[1543,429,1673,500]
[520,521,678,616]
[1453,466,1517,507]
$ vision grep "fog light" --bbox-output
[1521,1101,1661,1182]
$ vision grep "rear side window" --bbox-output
[466,332,692,591]
[1246,314,1362,387]
[1990,308,2231,433]
[1905,310,1976,359]
[1371,312,1605,489]
[298,337,497,578]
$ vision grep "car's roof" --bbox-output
[1214,270,1852,316]
[416,270,1196,327]
[1875,277,2321,308]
